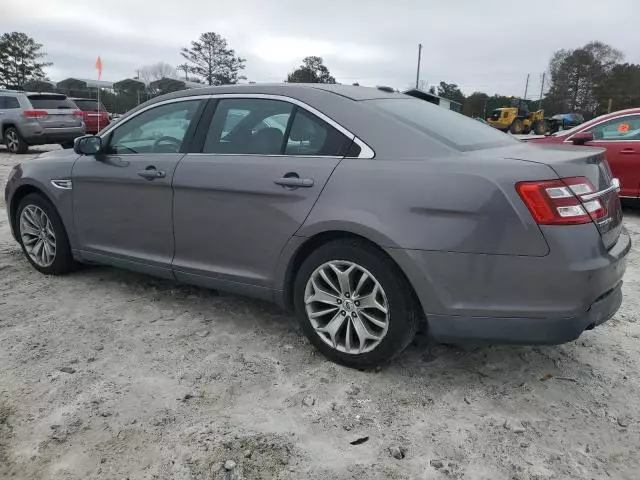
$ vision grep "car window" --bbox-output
[285,109,352,156]
[590,115,640,141]
[0,96,19,109]
[73,99,106,112]
[203,99,294,154]
[107,100,202,154]
[203,98,353,156]
[369,98,517,151]
[27,95,76,109]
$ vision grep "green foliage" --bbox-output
[0,32,52,89]
[546,41,623,116]
[436,82,465,106]
[287,57,336,84]
[181,32,246,86]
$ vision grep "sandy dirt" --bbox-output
[1,145,639,480]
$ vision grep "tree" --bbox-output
[181,32,246,86]
[596,63,640,113]
[437,81,465,106]
[0,32,52,88]
[546,41,622,116]
[463,91,489,117]
[287,56,336,84]
[139,62,177,85]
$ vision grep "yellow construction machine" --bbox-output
[486,100,550,135]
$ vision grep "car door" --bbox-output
[72,98,205,277]
[575,114,640,198]
[172,96,355,297]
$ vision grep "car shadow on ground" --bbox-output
[67,262,600,392]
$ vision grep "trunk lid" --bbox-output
[27,94,83,129]
[503,143,623,249]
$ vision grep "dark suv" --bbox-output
[0,91,85,153]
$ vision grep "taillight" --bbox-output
[22,110,48,118]
[516,176,606,225]
[73,110,84,117]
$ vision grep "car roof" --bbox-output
[157,83,404,102]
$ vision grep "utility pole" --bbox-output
[538,72,546,110]
[523,73,530,101]
[415,43,423,89]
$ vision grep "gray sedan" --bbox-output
[4,84,630,368]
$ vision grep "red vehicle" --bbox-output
[526,108,640,200]
[70,98,110,134]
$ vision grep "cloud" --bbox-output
[2,0,639,96]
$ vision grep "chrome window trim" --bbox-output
[99,93,375,159]
[563,112,640,143]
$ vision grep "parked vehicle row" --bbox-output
[526,107,640,199]
[4,84,629,367]
[0,90,110,153]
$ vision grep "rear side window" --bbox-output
[28,95,76,109]
[73,99,106,111]
[203,98,352,157]
[0,96,20,109]
[370,98,518,151]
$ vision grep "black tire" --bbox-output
[509,119,524,134]
[15,193,77,275]
[4,127,28,154]
[533,119,549,135]
[293,239,419,369]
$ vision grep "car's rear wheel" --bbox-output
[4,127,28,154]
[294,239,419,368]
[16,193,77,275]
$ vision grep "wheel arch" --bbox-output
[280,230,422,315]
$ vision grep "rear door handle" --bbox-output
[620,148,636,154]
[274,177,314,188]
[137,167,166,180]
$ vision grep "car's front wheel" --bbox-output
[16,193,77,275]
[294,239,419,368]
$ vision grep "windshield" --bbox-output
[73,99,106,112]
[370,98,517,151]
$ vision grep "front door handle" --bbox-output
[274,176,314,188]
[137,167,166,180]
[620,148,636,154]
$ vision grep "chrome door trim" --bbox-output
[98,93,375,159]
[51,179,73,190]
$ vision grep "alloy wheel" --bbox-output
[304,260,390,354]
[19,205,57,267]
[6,130,19,153]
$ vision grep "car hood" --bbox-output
[33,148,82,163]
[17,148,81,182]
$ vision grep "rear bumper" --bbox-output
[427,282,622,344]
[20,126,85,145]
[387,225,631,345]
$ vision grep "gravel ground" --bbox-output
[1,145,639,480]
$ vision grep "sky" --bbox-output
[2,0,639,97]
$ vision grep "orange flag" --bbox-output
[95,56,103,80]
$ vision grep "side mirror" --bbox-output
[571,131,593,145]
[74,135,102,155]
